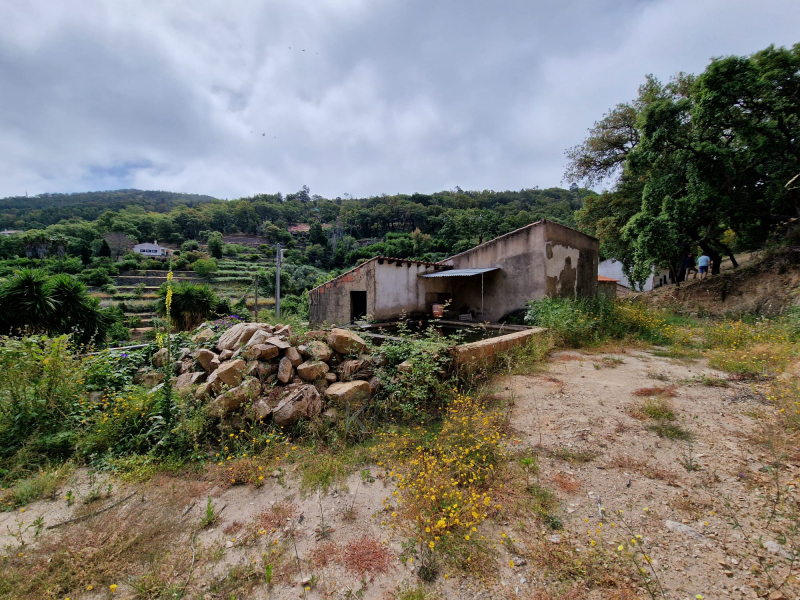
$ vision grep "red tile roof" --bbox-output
[598,275,618,282]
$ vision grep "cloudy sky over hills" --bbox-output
[1,0,797,199]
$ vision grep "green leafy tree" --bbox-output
[308,222,327,246]
[207,231,224,259]
[192,257,218,278]
[570,43,800,283]
[96,239,112,258]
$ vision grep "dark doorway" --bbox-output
[350,291,367,321]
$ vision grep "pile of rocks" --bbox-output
[150,322,380,428]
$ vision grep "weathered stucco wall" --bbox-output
[440,220,598,321]
[309,258,449,326]
[542,221,598,300]
[308,261,376,326]
[372,259,449,320]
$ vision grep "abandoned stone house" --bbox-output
[308,219,599,326]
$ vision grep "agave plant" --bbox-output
[156,281,218,331]
[0,269,114,345]
[0,268,57,334]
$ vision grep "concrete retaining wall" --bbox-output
[452,327,547,366]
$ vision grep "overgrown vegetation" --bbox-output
[525,296,673,347]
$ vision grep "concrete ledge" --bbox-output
[451,327,548,366]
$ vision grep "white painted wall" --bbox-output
[598,259,671,291]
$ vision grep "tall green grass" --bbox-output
[524,297,673,347]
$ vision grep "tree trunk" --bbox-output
[698,241,723,275]
[717,242,738,268]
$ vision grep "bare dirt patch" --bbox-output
[498,349,799,600]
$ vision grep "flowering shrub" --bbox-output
[375,393,505,570]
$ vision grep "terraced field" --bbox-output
[88,259,278,339]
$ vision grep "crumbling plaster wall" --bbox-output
[440,220,598,321]
[373,260,449,320]
[309,259,449,326]
[308,260,376,326]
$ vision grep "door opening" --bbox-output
[350,291,367,321]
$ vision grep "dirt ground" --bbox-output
[2,349,797,600]
[497,348,799,600]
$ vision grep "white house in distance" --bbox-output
[598,258,671,292]
[133,240,171,258]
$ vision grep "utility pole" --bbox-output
[275,243,282,320]
[253,272,259,320]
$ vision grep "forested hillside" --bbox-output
[0,189,218,229]
[0,186,592,270]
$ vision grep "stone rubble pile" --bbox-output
[147,323,379,427]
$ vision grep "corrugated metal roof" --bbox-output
[421,267,500,278]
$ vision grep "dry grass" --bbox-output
[606,453,647,471]
[625,397,675,421]
[551,472,581,494]
[669,494,715,518]
[256,500,299,533]
[646,371,670,382]
[540,445,598,464]
[341,535,394,581]
[631,385,678,397]
[606,453,679,485]
[1,493,191,599]
[528,537,635,596]
[556,354,585,362]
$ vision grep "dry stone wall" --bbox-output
[156,323,377,427]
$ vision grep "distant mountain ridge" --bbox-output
[0,189,220,228]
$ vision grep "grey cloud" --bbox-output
[0,0,798,199]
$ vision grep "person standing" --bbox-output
[697,252,711,280]
[683,253,698,280]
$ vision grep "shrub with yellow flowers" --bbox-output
[374,392,505,575]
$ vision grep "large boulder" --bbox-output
[196,349,219,372]
[194,381,212,400]
[174,371,206,391]
[245,329,273,348]
[277,357,294,383]
[307,341,333,362]
[135,371,164,387]
[244,344,280,361]
[284,347,303,367]
[272,385,323,428]
[265,336,291,350]
[216,323,262,352]
[192,328,214,343]
[305,330,328,340]
[325,380,371,406]
[274,325,292,337]
[327,329,368,355]
[152,347,169,368]
[252,398,272,421]
[210,377,262,416]
[216,359,247,387]
[297,360,329,382]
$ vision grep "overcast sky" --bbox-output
[1,0,797,200]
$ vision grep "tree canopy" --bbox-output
[569,43,800,284]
